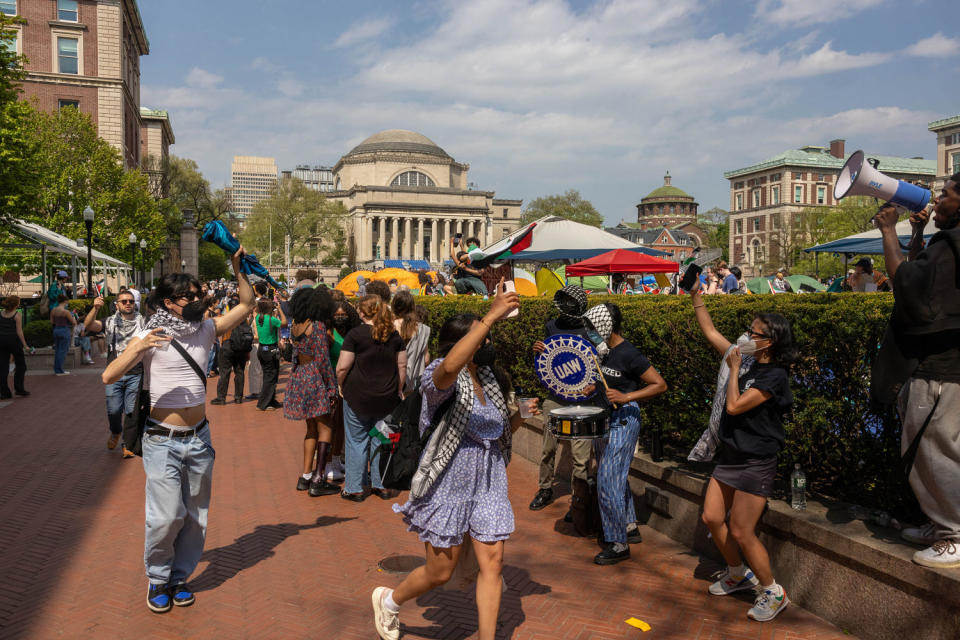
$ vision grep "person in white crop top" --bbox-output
[102,245,254,614]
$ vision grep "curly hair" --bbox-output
[331,299,361,332]
[288,286,334,325]
[365,280,391,303]
[357,294,394,343]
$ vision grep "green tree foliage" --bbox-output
[785,196,888,277]
[0,13,25,105]
[197,240,230,281]
[164,156,233,233]
[0,14,38,225]
[697,207,729,260]
[519,189,604,227]
[241,176,347,266]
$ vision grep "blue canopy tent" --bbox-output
[804,218,938,255]
[384,259,431,271]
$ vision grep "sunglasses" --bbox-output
[746,326,771,340]
[117,299,135,304]
[173,292,202,302]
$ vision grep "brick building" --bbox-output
[928,114,960,191]
[4,0,156,169]
[607,223,697,260]
[723,140,935,276]
[139,106,174,197]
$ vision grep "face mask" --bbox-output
[332,317,350,330]
[736,332,761,356]
[181,300,207,323]
[473,341,496,367]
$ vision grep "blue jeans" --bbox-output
[52,326,71,374]
[342,400,384,494]
[105,372,141,434]
[594,403,641,544]
[206,342,218,374]
[142,423,215,585]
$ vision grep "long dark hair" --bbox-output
[436,313,511,396]
[756,312,798,367]
[149,273,201,310]
[256,299,274,326]
[391,290,418,341]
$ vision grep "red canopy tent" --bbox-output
[565,248,680,276]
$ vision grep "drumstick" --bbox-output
[591,353,617,409]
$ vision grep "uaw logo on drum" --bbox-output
[535,334,600,402]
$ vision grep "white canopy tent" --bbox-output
[479,216,668,263]
[4,219,132,296]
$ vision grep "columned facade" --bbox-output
[348,213,494,262]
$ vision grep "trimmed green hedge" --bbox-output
[23,320,53,348]
[415,293,916,517]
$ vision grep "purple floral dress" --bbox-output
[283,321,337,420]
[393,359,515,548]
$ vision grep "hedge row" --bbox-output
[22,297,115,348]
[415,293,916,517]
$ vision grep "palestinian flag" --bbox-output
[369,420,395,447]
[470,223,537,269]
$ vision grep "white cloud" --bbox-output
[276,71,304,98]
[333,17,393,48]
[185,67,223,89]
[786,42,892,77]
[755,0,884,27]
[904,33,960,58]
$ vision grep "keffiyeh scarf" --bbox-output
[554,285,588,322]
[687,346,754,462]
[144,308,204,339]
[583,303,614,360]
[410,365,512,500]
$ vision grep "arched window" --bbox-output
[391,171,435,187]
[751,238,765,266]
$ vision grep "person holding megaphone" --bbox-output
[873,172,960,570]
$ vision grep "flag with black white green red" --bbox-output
[470,222,537,269]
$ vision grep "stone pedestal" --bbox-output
[179,209,198,276]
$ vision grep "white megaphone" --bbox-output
[834,149,930,212]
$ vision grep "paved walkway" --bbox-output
[0,365,854,639]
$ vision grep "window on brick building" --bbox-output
[794,185,803,203]
[390,171,434,187]
[793,172,803,179]
[772,214,780,229]
[57,37,79,74]
[735,220,742,234]
[735,193,743,211]
[57,0,78,21]
[817,185,826,205]
[817,174,824,182]
[58,99,79,110]
[752,189,761,208]
[502,208,508,218]
[953,152,960,175]
[771,186,780,205]
[752,217,760,232]
[0,1,15,16]
[2,30,15,58]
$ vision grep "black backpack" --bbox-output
[378,389,454,491]
[229,323,253,353]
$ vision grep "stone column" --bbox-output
[179,209,198,277]
[376,216,385,260]
[364,216,373,261]
[390,217,399,259]
[403,217,412,259]
[416,219,425,261]
[430,218,438,264]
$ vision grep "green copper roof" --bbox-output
[140,107,168,119]
[929,114,960,131]
[724,147,935,179]
[644,184,691,199]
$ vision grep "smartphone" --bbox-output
[679,264,703,293]
[454,232,463,243]
[502,280,519,318]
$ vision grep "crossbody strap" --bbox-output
[902,382,942,480]
[170,339,208,385]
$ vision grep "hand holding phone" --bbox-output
[502,280,519,318]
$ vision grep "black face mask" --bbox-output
[181,300,207,323]
[473,341,497,367]
[332,317,350,330]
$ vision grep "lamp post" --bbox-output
[82,206,94,297]
[140,239,147,289]
[159,256,164,278]
[129,232,137,289]
[180,259,186,272]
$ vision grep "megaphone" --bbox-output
[834,149,930,212]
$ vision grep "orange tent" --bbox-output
[335,270,375,296]
[371,268,421,290]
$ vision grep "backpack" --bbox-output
[378,388,455,491]
[229,323,254,353]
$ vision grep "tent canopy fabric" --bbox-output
[335,270,375,296]
[384,259,430,271]
[481,216,668,262]
[565,248,679,276]
[535,267,565,297]
[10,219,131,267]
[804,218,937,255]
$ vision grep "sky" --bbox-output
[138,0,960,226]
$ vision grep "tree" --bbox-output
[697,207,729,260]
[519,189,604,227]
[0,14,39,225]
[164,156,233,234]
[699,206,728,226]
[197,241,230,281]
[0,12,25,106]
[241,176,347,266]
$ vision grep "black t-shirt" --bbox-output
[544,317,589,340]
[341,324,406,419]
[718,362,792,458]
[912,329,960,383]
[599,340,652,395]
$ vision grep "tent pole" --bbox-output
[41,245,47,296]
[815,252,819,279]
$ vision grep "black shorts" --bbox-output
[712,449,778,497]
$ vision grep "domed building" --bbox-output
[636,171,698,229]
[327,130,523,265]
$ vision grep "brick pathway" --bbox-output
[0,366,855,639]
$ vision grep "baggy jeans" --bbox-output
[898,378,960,541]
[593,403,641,544]
[52,325,71,374]
[143,425,215,585]
[105,371,141,435]
[342,400,384,495]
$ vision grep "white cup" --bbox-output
[517,397,535,419]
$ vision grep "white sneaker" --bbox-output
[371,587,400,640]
[913,539,960,569]
[747,586,789,622]
[901,521,937,546]
[325,462,344,482]
[708,567,759,595]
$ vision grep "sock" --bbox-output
[302,472,312,480]
[626,523,638,533]
[383,589,400,613]
[762,582,782,595]
[728,563,745,577]
[612,542,628,553]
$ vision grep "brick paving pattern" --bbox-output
[0,366,855,639]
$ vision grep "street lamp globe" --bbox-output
[82,206,94,223]
[129,232,137,244]
[139,239,147,250]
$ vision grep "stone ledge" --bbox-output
[514,417,960,640]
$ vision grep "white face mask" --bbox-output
[736,332,759,356]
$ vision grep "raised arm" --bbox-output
[690,282,732,355]
[215,248,255,336]
[84,296,106,333]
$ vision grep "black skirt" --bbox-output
[712,448,778,497]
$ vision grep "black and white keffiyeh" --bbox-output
[144,308,204,339]
[583,303,613,360]
[687,347,754,462]
[410,365,511,500]
[554,285,587,321]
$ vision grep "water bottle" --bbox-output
[791,463,807,510]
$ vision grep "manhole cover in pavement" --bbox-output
[379,555,425,574]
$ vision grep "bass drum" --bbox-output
[548,405,609,440]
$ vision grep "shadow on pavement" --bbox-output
[192,515,356,592]
[403,565,551,640]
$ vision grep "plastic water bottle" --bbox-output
[790,463,807,511]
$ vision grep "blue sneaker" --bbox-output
[147,583,171,613]
[170,582,195,607]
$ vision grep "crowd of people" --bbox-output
[2,175,958,639]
